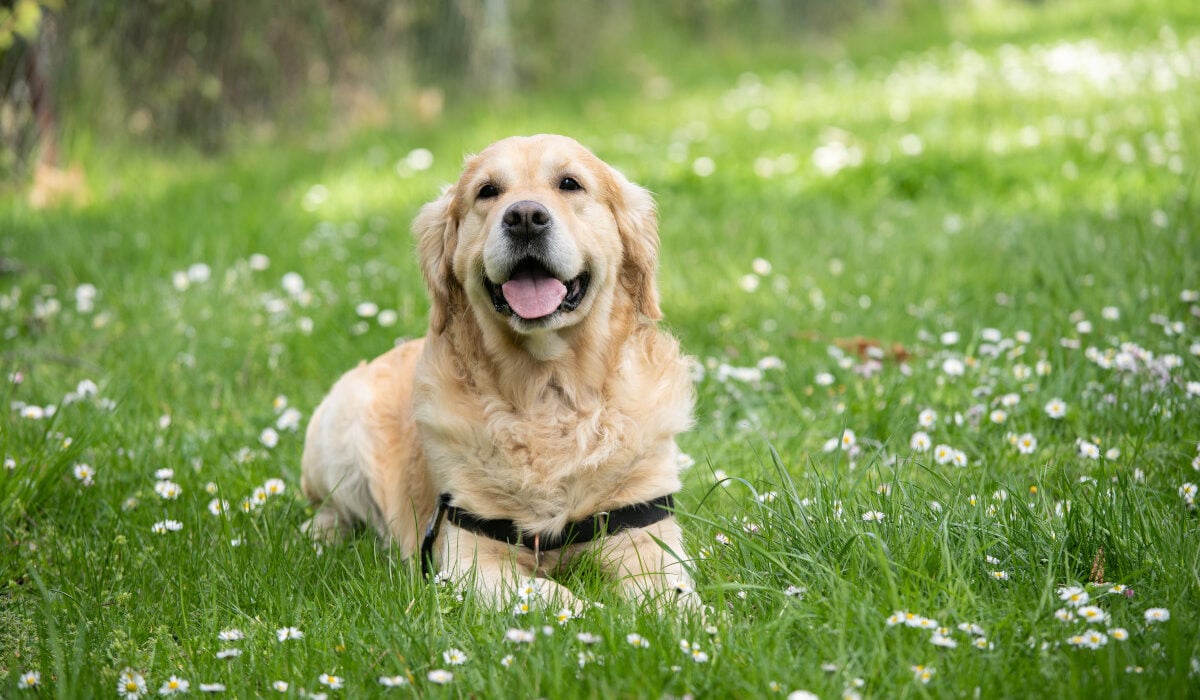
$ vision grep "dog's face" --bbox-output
[415,135,661,347]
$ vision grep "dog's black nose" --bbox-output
[502,200,552,239]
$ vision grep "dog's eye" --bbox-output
[558,177,582,192]
[478,183,499,199]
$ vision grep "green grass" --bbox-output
[3,0,1199,696]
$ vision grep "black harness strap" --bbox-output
[419,493,676,578]
[420,493,452,578]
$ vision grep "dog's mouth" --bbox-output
[484,258,590,321]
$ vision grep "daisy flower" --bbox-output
[159,676,190,695]
[1078,441,1100,460]
[216,648,242,659]
[1109,628,1129,641]
[154,468,174,480]
[989,409,1007,424]
[442,648,468,665]
[957,623,985,636]
[118,668,148,699]
[276,626,303,642]
[861,510,885,523]
[990,571,1009,581]
[680,639,710,663]
[672,577,696,596]
[626,633,650,648]
[1144,607,1170,623]
[1077,606,1108,624]
[918,409,937,429]
[886,611,907,626]
[556,608,574,625]
[426,670,453,685]
[930,633,957,648]
[1044,398,1067,419]
[839,428,857,451]
[152,520,183,534]
[263,478,287,496]
[73,463,96,486]
[911,665,935,684]
[1079,630,1108,649]
[933,444,954,465]
[318,673,343,689]
[207,498,230,516]
[217,628,244,642]
[154,480,182,499]
[273,680,290,691]
[951,450,968,468]
[1016,433,1038,454]
[18,670,40,689]
[197,683,225,693]
[576,632,602,645]
[1059,586,1089,607]
[260,427,280,448]
[505,628,535,643]
[910,431,931,452]
[514,579,542,601]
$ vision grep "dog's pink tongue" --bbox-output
[502,271,567,319]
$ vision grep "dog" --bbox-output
[300,134,696,608]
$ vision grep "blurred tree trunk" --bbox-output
[474,0,514,91]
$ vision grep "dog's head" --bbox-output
[414,135,661,349]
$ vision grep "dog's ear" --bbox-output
[609,172,663,321]
[412,187,458,334]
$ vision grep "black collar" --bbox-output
[420,493,675,577]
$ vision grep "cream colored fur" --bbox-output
[301,134,695,609]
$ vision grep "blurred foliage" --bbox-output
[1,0,63,179]
[44,0,881,151]
[0,0,57,50]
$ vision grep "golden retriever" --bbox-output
[300,134,695,608]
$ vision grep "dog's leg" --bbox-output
[600,518,700,609]
[438,526,583,611]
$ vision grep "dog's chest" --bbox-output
[429,386,647,516]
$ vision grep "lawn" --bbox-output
[2,0,1199,697]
